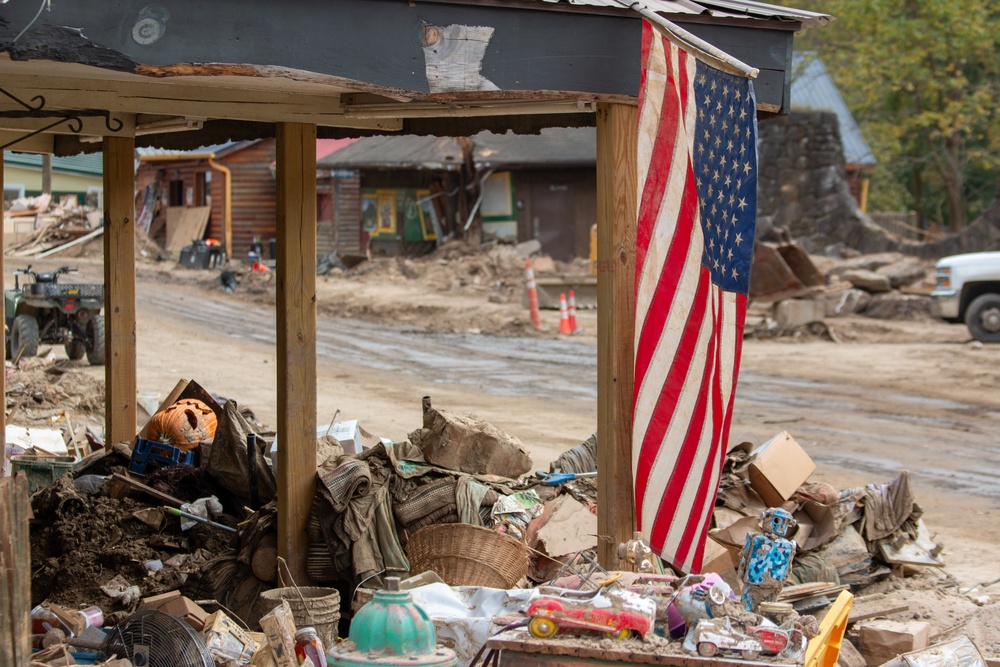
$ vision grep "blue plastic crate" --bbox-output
[129,438,197,474]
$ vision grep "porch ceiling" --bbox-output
[0,0,814,154]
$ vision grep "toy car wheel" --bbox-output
[528,617,559,639]
[697,642,717,657]
[605,628,631,641]
[742,649,760,660]
[10,314,39,359]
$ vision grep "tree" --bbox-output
[796,0,1000,230]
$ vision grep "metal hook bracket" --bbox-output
[0,86,124,150]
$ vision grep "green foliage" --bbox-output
[795,0,1000,229]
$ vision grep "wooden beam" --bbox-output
[103,136,137,446]
[596,102,638,569]
[0,152,4,464]
[275,122,318,585]
[1,475,31,667]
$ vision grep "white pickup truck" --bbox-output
[931,251,1000,342]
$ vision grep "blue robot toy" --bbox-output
[738,507,797,612]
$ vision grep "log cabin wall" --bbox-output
[217,140,278,260]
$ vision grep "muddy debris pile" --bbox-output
[12,379,999,667]
[3,192,163,262]
[746,243,938,341]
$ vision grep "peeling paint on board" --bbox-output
[421,23,499,93]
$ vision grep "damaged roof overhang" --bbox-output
[0,0,828,155]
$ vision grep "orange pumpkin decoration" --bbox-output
[146,398,218,451]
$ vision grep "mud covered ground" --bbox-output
[8,244,1000,654]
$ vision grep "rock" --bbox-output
[865,293,932,320]
[877,259,928,288]
[515,239,542,257]
[409,406,532,478]
[841,269,892,293]
[836,637,866,667]
[773,299,825,327]
[531,255,556,274]
[825,288,872,317]
[828,253,903,277]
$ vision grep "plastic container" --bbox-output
[295,627,326,667]
[10,456,76,493]
[77,606,104,629]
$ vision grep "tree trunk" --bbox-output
[939,133,965,231]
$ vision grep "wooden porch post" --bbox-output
[275,123,318,584]
[103,136,137,445]
[596,102,638,569]
[1,152,5,455]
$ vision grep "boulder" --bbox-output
[409,406,532,478]
[877,259,928,288]
[825,288,872,317]
[841,269,892,293]
[865,293,932,320]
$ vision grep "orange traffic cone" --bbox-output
[559,293,572,334]
[567,290,578,333]
[525,260,542,330]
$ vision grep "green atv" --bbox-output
[5,265,106,365]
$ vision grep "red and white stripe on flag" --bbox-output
[632,20,757,574]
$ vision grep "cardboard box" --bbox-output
[859,620,931,666]
[139,590,208,631]
[793,500,838,551]
[747,432,816,507]
[701,535,741,592]
[202,610,258,663]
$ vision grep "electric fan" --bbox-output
[98,609,214,667]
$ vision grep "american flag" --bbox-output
[632,21,757,574]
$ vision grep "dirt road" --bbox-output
[11,256,1000,588]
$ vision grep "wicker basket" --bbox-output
[407,523,529,589]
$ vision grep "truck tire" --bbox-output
[965,293,1000,343]
[11,314,39,359]
[87,314,106,365]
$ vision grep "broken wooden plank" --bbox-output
[109,472,185,508]
[848,593,910,623]
[34,226,104,259]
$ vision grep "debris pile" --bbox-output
[3,192,164,261]
[8,373,997,667]
[746,248,937,340]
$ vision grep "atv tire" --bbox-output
[87,314,106,365]
[11,314,39,360]
[65,341,86,360]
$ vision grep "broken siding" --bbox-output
[317,171,362,256]
[136,159,214,248]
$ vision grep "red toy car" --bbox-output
[526,575,656,641]
[692,618,791,660]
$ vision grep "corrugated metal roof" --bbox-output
[539,0,831,29]
[474,127,595,167]
[318,128,597,171]
[135,142,242,158]
[4,150,104,176]
[317,135,465,171]
[791,53,875,167]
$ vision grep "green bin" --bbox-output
[9,455,76,493]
